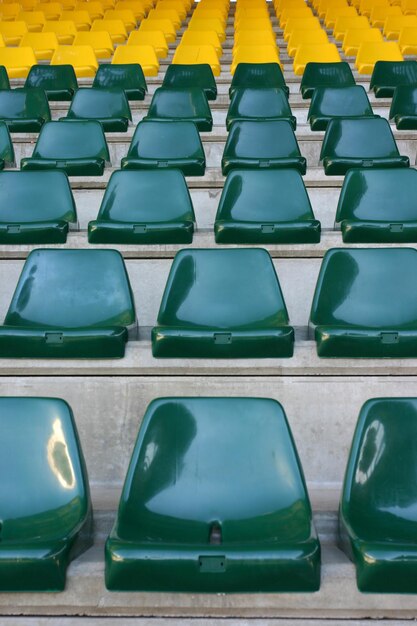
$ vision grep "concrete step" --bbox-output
[0,620,412,626]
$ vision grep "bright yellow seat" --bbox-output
[231,44,280,74]
[0,3,21,20]
[127,29,168,58]
[37,3,64,20]
[384,14,417,38]
[283,17,321,41]
[157,0,187,20]
[279,6,313,27]
[235,7,269,20]
[318,0,348,19]
[104,8,136,31]
[402,0,417,13]
[181,29,222,57]
[61,10,92,30]
[76,1,105,20]
[343,27,383,55]
[112,44,159,76]
[0,46,37,78]
[293,43,341,75]
[325,5,357,28]
[187,17,226,40]
[370,4,402,27]
[287,29,329,57]
[333,15,370,40]
[43,20,78,44]
[276,0,306,17]
[148,7,182,28]
[114,0,146,20]
[173,43,221,75]
[20,31,59,60]
[18,11,46,32]
[193,7,227,22]
[74,30,114,57]
[359,0,389,17]
[20,0,38,8]
[235,29,276,48]
[0,35,6,48]
[60,0,77,8]
[91,19,127,43]
[398,25,417,53]
[0,21,28,45]
[235,17,273,31]
[101,0,116,9]
[356,40,403,73]
[51,44,98,77]
[139,18,176,42]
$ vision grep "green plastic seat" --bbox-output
[390,85,417,130]
[88,169,195,243]
[0,66,10,91]
[370,60,417,98]
[310,247,417,357]
[226,87,296,131]
[106,396,320,592]
[0,396,92,591]
[121,120,205,176]
[340,397,417,592]
[0,122,15,169]
[229,63,289,98]
[63,87,132,132]
[24,65,78,101]
[152,248,294,358]
[300,62,356,99]
[336,168,417,242]
[92,63,147,101]
[308,86,374,131]
[0,170,76,243]
[0,249,136,358]
[320,117,409,175]
[222,120,306,175]
[146,87,213,132]
[0,87,51,132]
[20,120,110,176]
[215,169,320,244]
[162,64,217,100]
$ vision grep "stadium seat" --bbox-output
[335,168,417,242]
[287,29,329,57]
[51,45,98,78]
[0,170,76,243]
[231,45,281,75]
[127,30,168,58]
[0,21,28,46]
[402,0,417,13]
[333,15,370,41]
[121,120,205,176]
[21,120,110,176]
[152,249,294,358]
[0,249,136,358]
[308,86,374,130]
[187,17,226,41]
[293,43,341,76]
[280,5,313,27]
[139,18,176,43]
[0,3,21,21]
[104,8,136,32]
[356,41,403,74]
[343,27,383,56]
[384,14,417,39]
[148,7,182,29]
[106,397,319,591]
[222,120,306,175]
[43,20,77,44]
[37,2,64,20]
[0,88,50,132]
[310,248,417,357]
[63,88,131,131]
[91,19,127,44]
[390,85,417,129]
[235,30,276,49]
[173,45,220,76]
[300,62,356,98]
[0,397,92,590]
[20,32,59,61]
[162,64,217,100]
[398,26,417,54]
[370,60,417,97]
[359,0,389,17]
[320,117,409,175]
[92,63,146,100]
[111,45,159,76]
[283,17,322,41]
[0,67,10,91]
[226,87,296,130]
[181,30,222,57]
[0,47,37,79]
[76,1,105,19]
[18,11,46,32]
[146,87,212,131]
[25,65,78,101]
[215,169,320,244]
[0,123,15,169]
[61,10,92,30]
[114,0,146,20]
[230,62,288,97]
[325,5,357,29]
[370,3,402,27]
[88,169,195,243]
[340,397,417,591]
[73,31,114,58]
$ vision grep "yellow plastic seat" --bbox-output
[343,27,383,55]
[112,44,159,76]
[0,21,28,45]
[104,9,136,31]
[60,0,77,9]
[20,0,38,9]
[287,29,329,57]
[20,32,59,60]
[0,3,21,20]
[370,4,402,27]
[280,6,313,27]
[356,40,404,73]
[127,30,168,58]
[384,14,417,38]
[181,30,222,57]
[318,0,348,18]
[101,0,116,9]
[402,0,417,13]
[158,0,187,20]
[0,35,6,48]
[37,3,64,20]
[18,11,46,32]
[293,43,341,75]
[276,0,306,17]
[139,18,176,42]
[333,15,370,40]
[187,17,225,40]
[74,31,114,57]
[0,46,37,78]
[325,5,357,28]
[91,19,127,43]
[114,0,146,20]
[148,7,182,28]
[76,1,105,20]
[231,44,281,74]
[360,0,390,17]
[235,30,276,48]
[235,7,269,20]
[398,25,417,53]
[51,44,98,77]
[173,44,221,75]
[61,10,92,31]
[43,20,78,44]
[235,17,273,32]
[283,17,321,41]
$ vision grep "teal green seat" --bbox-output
[0,396,92,591]
[24,65,78,101]
[320,117,409,175]
[0,122,15,169]
[229,63,289,98]
[63,88,132,132]
[106,397,320,592]
[389,85,417,130]
[0,170,77,243]
[370,60,417,98]
[88,169,195,243]
[226,87,296,131]
[121,120,205,176]
[0,249,136,358]
[152,248,294,358]
[308,86,374,131]
[310,248,417,357]
[146,87,212,131]
[0,66,10,91]
[162,64,217,100]
[300,62,356,99]
[336,168,417,242]
[215,169,320,243]
[92,64,147,101]
[340,397,417,592]
[20,121,110,176]
[0,88,51,132]
[222,120,306,175]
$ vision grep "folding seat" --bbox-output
[370,59,417,96]
[0,3,21,21]
[37,2,64,20]
[20,0,38,10]
[88,169,196,243]
[222,120,306,175]
[127,30,168,58]
[0,22,28,46]
[21,120,110,175]
[343,28,384,56]
[104,8,136,31]
[139,18,176,43]
[0,123,14,169]
[148,7,182,29]
[112,45,159,76]
[61,10,92,30]
[293,44,341,76]
[333,15,370,40]
[0,249,136,358]
[51,45,98,77]
[91,19,128,44]
[215,169,320,244]
[114,0,146,20]
[162,64,217,100]
[320,117,409,175]
[43,20,78,45]
[181,30,222,57]
[356,41,403,74]
[335,168,417,242]
[0,88,50,132]
[280,6,314,28]
[152,249,294,357]
[402,0,417,12]
[230,62,288,98]
[359,0,390,16]
[308,86,374,131]
[93,63,147,100]
[0,170,77,243]
[389,85,417,129]
[76,0,105,19]
[235,30,276,49]
[73,31,114,58]
[318,0,347,18]
[340,397,417,591]
[63,87,130,131]
[173,45,220,76]
[283,17,322,42]
[25,65,78,101]
[300,62,356,99]
[384,14,417,39]
[18,11,46,32]
[0,397,92,590]
[187,17,226,41]
[398,26,417,54]
[121,120,205,176]
[231,45,281,75]
[236,17,274,32]
[146,87,212,131]
[370,3,402,27]
[325,5,357,28]
[61,0,77,9]
[226,88,296,130]
[0,67,10,91]
[287,29,329,57]
[0,47,37,79]
[20,32,59,61]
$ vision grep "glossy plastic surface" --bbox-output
[146,87,212,131]
[230,45,281,75]
[0,46,37,78]
[308,86,373,131]
[310,248,417,357]
[227,87,296,130]
[127,30,168,58]
[355,41,403,75]
[0,87,50,132]
[64,87,131,131]
[293,43,341,76]
[106,396,320,592]
[300,62,356,99]
[92,63,146,100]
[88,169,195,243]
[24,65,78,101]
[112,44,159,76]
[51,45,98,78]
[0,121,15,169]
[152,248,294,358]
[390,85,417,130]
[370,60,417,97]
[172,44,220,76]
[0,65,10,90]
[229,62,288,98]
[162,64,217,100]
